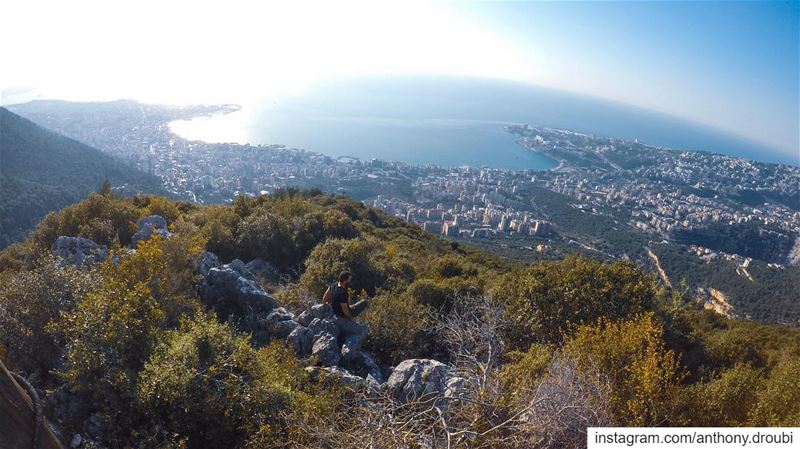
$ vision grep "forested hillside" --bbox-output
[0,107,164,248]
[0,190,798,448]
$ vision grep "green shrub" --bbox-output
[563,313,684,426]
[141,195,182,224]
[301,238,386,297]
[748,358,800,426]
[362,291,432,365]
[237,210,295,269]
[0,257,96,377]
[493,257,659,346]
[138,314,291,449]
[407,279,452,310]
[30,193,140,248]
[500,344,553,400]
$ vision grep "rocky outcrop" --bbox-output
[129,215,171,248]
[308,318,339,340]
[192,252,459,402]
[287,326,313,357]
[305,366,378,392]
[259,307,300,338]
[385,359,451,403]
[51,236,108,268]
[194,251,221,276]
[198,262,279,318]
[312,332,341,367]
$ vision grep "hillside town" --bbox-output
[10,101,800,266]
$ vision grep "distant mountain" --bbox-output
[0,107,164,248]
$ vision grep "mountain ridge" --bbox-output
[0,107,164,248]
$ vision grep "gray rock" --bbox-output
[353,351,384,384]
[198,264,279,318]
[296,310,313,327]
[310,303,334,320]
[260,307,295,330]
[138,215,168,230]
[226,259,257,282]
[51,236,108,268]
[305,366,366,388]
[287,326,313,357]
[308,318,339,339]
[70,434,82,448]
[341,331,366,362]
[130,215,171,248]
[312,332,341,367]
[246,257,280,283]
[385,359,451,403]
[444,376,474,399]
[195,251,220,276]
[271,319,300,339]
[130,226,170,247]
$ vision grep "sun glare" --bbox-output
[2,1,535,105]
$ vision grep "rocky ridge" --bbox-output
[49,214,463,406]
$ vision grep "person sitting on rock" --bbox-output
[323,271,368,360]
[323,271,369,319]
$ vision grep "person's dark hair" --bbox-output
[338,271,352,283]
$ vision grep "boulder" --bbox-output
[259,307,295,330]
[385,359,451,403]
[310,303,334,320]
[51,236,108,268]
[341,331,366,362]
[287,326,313,357]
[308,318,339,339]
[353,350,384,384]
[246,257,280,283]
[226,259,257,282]
[312,332,341,367]
[198,264,279,318]
[130,215,171,248]
[260,309,300,338]
[296,310,313,327]
[194,251,220,276]
[138,214,168,231]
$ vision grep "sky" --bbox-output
[1,1,798,160]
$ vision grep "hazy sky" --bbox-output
[2,1,798,159]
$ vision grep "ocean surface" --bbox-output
[170,76,790,168]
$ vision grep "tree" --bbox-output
[99,179,112,195]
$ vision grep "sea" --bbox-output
[169,76,790,169]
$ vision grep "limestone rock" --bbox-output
[194,251,221,276]
[198,263,279,318]
[129,215,170,248]
[308,318,339,339]
[296,310,313,327]
[260,308,299,338]
[287,326,313,357]
[305,366,365,389]
[51,236,108,268]
[310,303,334,320]
[385,359,451,402]
[312,332,341,367]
